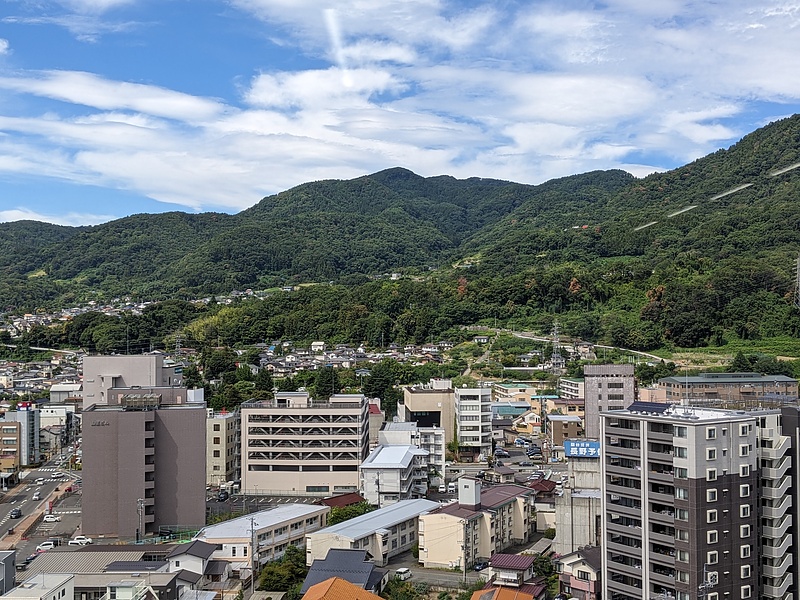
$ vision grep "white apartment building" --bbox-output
[206,409,240,487]
[379,421,446,486]
[305,498,438,567]
[399,379,455,442]
[193,504,330,568]
[455,386,492,461]
[360,445,429,506]
[240,392,369,495]
[584,364,636,439]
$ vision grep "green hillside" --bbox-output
[4,115,800,352]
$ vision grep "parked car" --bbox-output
[217,490,230,502]
[69,535,92,545]
[474,560,489,571]
[43,514,61,522]
[518,461,534,467]
[438,484,447,493]
[494,450,510,458]
[9,508,22,519]
[36,541,55,552]
[395,568,412,581]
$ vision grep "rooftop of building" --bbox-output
[603,401,768,423]
[300,549,384,594]
[545,414,582,423]
[361,445,428,469]
[489,553,536,570]
[301,577,382,600]
[659,371,797,384]
[318,493,365,508]
[8,574,73,596]
[196,504,328,539]
[313,499,438,539]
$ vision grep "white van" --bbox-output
[447,482,457,494]
[395,568,412,581]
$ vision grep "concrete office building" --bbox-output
[553,454,602,556]
[82,354,184,409]
[600,402,761,600]
[398,379,455,441]
[82,398,206,538]
[207,409,240,487]
[240,392,369,496]
[455,386,492,461]
[584,364,636,439]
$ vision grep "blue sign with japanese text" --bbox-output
[564,439,601,458]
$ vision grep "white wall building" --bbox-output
[455,386,492,460]
[360,445,429,507]
[379,421,446,486]
[305,498,438,567]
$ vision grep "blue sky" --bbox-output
[1,0,799,226]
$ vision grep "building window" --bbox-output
[675,426,687,438]
[676,509,689,521]
[741,565,751,578]
[706,427,717,440]
[707,530,718,544]
[739,444,749,457]
[675,467,688,479]
[577,571,590,581]
[706,448,717,460]
[232,547,236,557]
[214,424,221,431]
[674,446,687,458]
[706,468,717,481]
[740,524,751,538]
[740,545,751,558]
[677,570,689,583]
[676,487,688,500]
[740,464,750,477]
[677,529,689,541]
[707,509,718,523]
[707,551,718,564]
[741,585,752,599]
[213,437,220,444]
[213,450,220,458]
[677,550,689,562]
[708,594,718,600]
[740,504,750,518]
[739,424,748,436]
[706,489,717,502]
[740,484,750,497]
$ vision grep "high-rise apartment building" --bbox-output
[600,402,765,600]
[81,354,205,539]
[584,364,636,439]
[399,379,455,441]
[82,399,207,538]
[240,392,369,496]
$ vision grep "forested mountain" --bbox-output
[5,115,800,352]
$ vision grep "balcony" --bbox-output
[762,495,792,519]
[761,456,790,480]
[763,575,793,598]
[763,553,793,579]
[761,436,790,459]
[763,535,793,558]
[763,514,792,539]
[763,476,791,499]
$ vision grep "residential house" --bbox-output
[300,549,387,594]
[556,546,602,600]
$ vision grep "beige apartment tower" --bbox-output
[241,392,369,495]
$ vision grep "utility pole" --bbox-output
[461,519,468,584]
[136,498,144,543]
[249,516,258,598]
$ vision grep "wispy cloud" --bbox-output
[0,0,798,224]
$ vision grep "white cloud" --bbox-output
[0,39,9,54]
[0,71,226,121]
[1,0,800,224]
[0,208,116,226]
